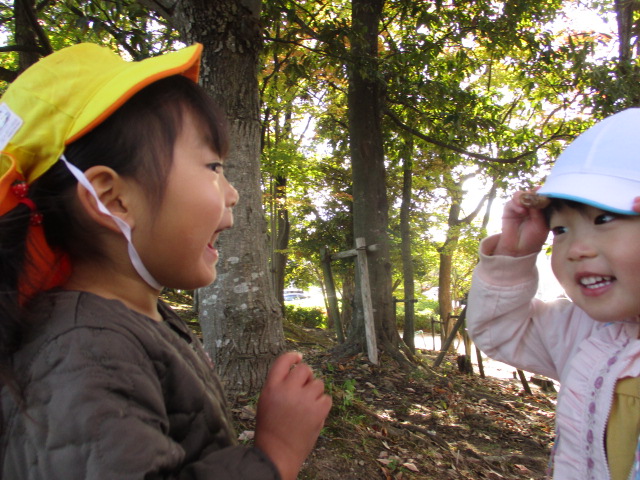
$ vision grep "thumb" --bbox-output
[265,351,303,384]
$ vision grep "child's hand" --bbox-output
[493,191,550,257]
[255,351,332,480]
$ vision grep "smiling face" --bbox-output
[132,112,239,290]
[549,204,640,322]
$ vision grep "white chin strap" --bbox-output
[60,155,163,291]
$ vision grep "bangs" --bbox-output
[182,88,229,159]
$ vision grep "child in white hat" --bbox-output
[0,43,331,479]
[467,108,640,480]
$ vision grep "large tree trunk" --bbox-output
[158,0,285,397]
[14,0,44,72]
[345,0,402,361]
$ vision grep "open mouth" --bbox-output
[579,275,614,289]
[208,232,219,249]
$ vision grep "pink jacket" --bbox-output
[467,236,640,480]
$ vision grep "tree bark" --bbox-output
[438,249,455,347]
[270,108,293,308]
[271,173,289,308]
[340,269,355,335]
[615,0,637,63]
[438,198,460,349]
[14,0,42,71]
[344,0,407,363]
[152,0,285,397]
[438,172,488,352]
[400,142,415,353]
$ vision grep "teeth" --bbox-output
[580,276,613,289]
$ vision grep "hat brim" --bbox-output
[538,172,640,215]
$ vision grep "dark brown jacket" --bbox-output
[0,290,280,480]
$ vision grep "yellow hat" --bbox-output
[0,42,202,214]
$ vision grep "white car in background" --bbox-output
[283,289,309,302]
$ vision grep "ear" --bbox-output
[75,166,138,233]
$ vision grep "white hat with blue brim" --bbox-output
[538,108,640,215]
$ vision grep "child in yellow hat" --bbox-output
[0,43,331,479]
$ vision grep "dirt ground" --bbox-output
[166,292,556,480]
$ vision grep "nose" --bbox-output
[566,234,597,261]
[225,179,239,208]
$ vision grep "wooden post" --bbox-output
[517,369,532,394]
[475,346,485,379]
[320,247,344,343]
[356,237,378,364]
[431,316,438,350]
[319,241,378,362]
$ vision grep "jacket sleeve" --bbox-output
[466,235,593,381]
[7,325,280,480]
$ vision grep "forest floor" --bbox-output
[165,291,556,480]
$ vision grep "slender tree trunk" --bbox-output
[481,183,498,232]
[157,0,285,397]
[615,0,636,63]
[341,269,355,336]
[438,247,456,349]
[438,170,462,352]
[400,142,415,354]
[613,1,640,107]
[272,174,290,308]
[438,173,487,353]
[271,108,293,308]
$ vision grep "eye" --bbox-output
[207,162,224,173]
[594,213,617,225]
[550,225,566,237]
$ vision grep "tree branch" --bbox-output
[459,193,488,225]
[384,108,534,164]
[0,44,42,54]
[19,0,53,55]
[0,66,19,83]
[135,0,177,26]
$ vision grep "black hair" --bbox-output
[542,198,588,226]
[541,198,631,227]
[0,75,229,393]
